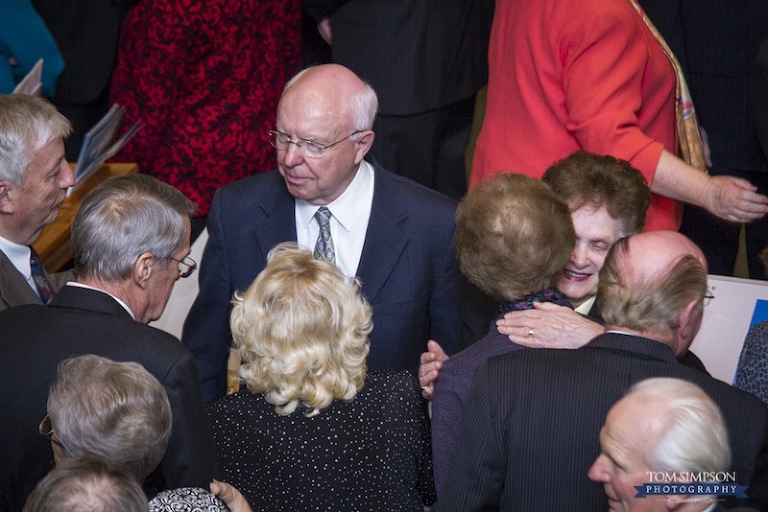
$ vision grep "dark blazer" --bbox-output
[30,0,135,104]
[754,38,768,164]
[0,286,215,512]
[183,163,463,403]
[680,0,768,173]
[0,250,71,313]
[303,0,493,116]
[438,333,768,511]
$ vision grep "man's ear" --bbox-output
[134,252,154,288]
[353,130,375,164]
[674,298,703,355]
[0,180,16,214]
[665,494,698,510]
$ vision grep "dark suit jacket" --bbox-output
[183,163,463,403]
[754,39,768,164]
[680,0,768,173]
[0,250,71,313]
[303,0,493,115]
[438,333,768,511]
[0,286,215,512]
[30,0,135,104]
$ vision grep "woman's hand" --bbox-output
[496,302,604,349]
[210,480,253,512]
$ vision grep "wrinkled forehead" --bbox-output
[277,85,348,132]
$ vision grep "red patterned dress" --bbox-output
[109,0,301,216]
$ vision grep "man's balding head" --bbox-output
[597,231,709,353]
[274,64,378,205]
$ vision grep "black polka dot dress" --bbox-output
[208,370,435,511]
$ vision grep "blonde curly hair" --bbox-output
[230,243,371,416]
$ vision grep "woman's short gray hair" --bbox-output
[72,174,196,281]
[47,355,172,482]
[0,95,71,186]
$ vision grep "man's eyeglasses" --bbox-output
[266,129,361,158]
[703,287,715,307]
[39,414,63,450]
[170,256,197,278]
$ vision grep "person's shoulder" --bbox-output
[363,369,421,399]
[214,169,283,203]
[556,0,639,45]
[372,164,457,213]
[688,368,767,412]
[208,390,264,414]
[443,332,518,378]
[0,303,48,321]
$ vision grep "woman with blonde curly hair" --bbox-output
[208,242,435,511]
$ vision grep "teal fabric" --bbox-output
[0,0,64,96]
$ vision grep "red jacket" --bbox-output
[472,0,679,231]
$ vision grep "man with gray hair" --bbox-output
[0,174,214,511]
[590,377,733,512]
[22,456,148,512]
[0,95,74,311]
[438,231,768,511]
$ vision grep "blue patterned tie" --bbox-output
[313,207,335,264]
[29,247,53,304]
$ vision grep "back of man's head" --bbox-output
[0,95,71,187]
[597,231,708,347]
[71,174,196,281]
[47,355,172,482]
[22,455,147,512]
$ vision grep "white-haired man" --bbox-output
[0,95,74,311]
[590,377,736,512]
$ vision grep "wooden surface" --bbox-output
[33,163,138,272]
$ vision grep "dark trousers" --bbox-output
[370,96,476,201]
[680,166,768,279]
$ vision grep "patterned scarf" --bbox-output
[497,288,568,317]
[628,0,707,171]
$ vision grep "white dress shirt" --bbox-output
[295,160,375,279]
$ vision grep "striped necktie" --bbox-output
[29,247,53,303]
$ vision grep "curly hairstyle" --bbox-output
[455,173,575,301]
[230,243,372,417]
[543,151,650,236]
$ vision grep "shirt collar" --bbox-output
[66,282,136,319]
[0,235,32,279]
[295,160,374,232]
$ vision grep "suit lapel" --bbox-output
[357,166,408,303]
[250,173,298,262]
[0,250,43,310]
